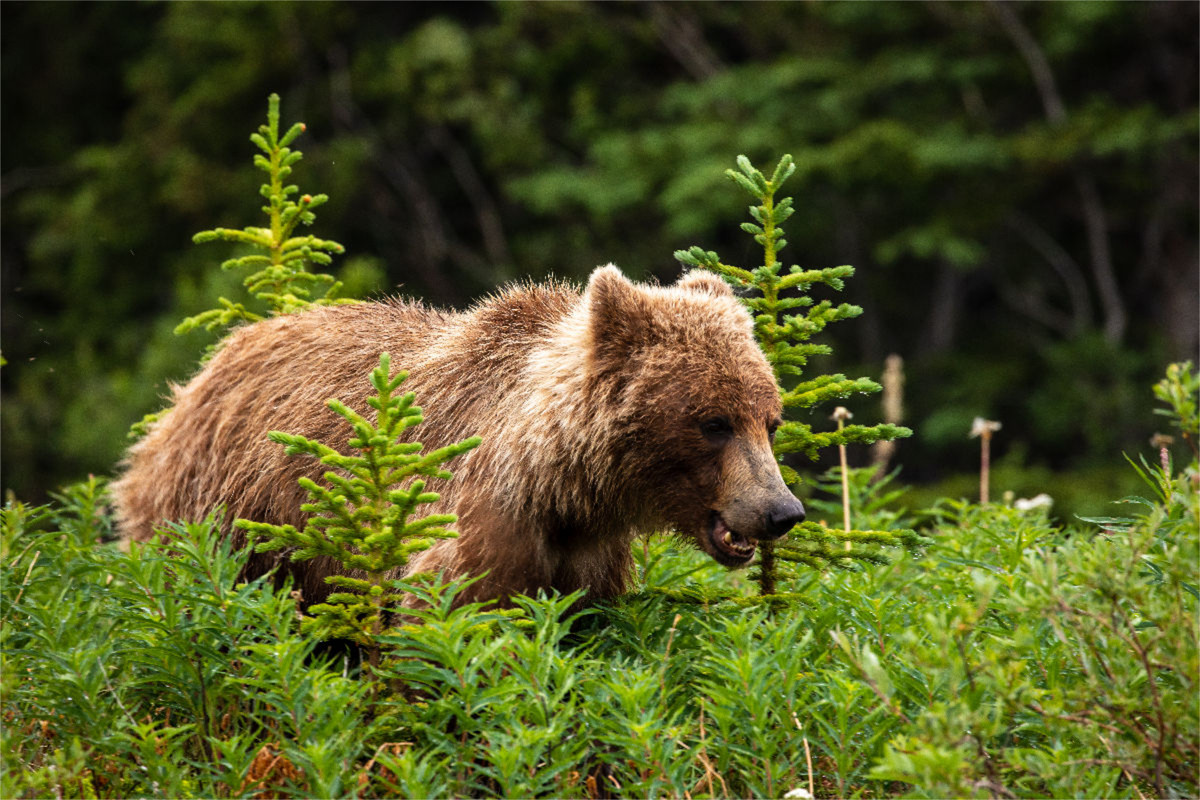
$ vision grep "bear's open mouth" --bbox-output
[707,511,757,565]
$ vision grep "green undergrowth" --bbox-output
[3,454,1196,798]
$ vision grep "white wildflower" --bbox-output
[1014,493,1053,512]
[969,417,1002,438]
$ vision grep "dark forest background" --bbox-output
[2,2,1197,515]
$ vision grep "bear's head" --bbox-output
[584,265,806,567]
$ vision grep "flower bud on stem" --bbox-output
[970,417,1002,504]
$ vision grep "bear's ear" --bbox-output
[586,264,651,355]
[677,270,734,297]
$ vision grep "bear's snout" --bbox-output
[763,496,806,539]
[717,437,805,544]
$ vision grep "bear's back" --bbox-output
[112,285,579,550]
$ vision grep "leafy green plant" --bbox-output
[5,448,1195,798]
[239,352,481,680]
[1153,361,1198,459]
[843,367,1200,797]
[859,478,1198,798]
[2,491,376,799]
[806,464,916,534]
[375,581,592,797]
[676,154,918,594]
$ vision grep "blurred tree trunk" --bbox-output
[328,42,459,303]
[990,0,1128,344]
[1003,212,1092,337]
[647,2,723,81]
[920,264,962,356]
[1161,239,1200,361]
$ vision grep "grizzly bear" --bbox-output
[112,265,805,605]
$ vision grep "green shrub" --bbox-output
[2,487,375,799]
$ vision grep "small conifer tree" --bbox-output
[237,353,481,680]
[178,92,352,334]
[676,155,919,595]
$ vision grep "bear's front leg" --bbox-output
[400,511,556,608]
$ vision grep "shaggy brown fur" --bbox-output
[113,266,804,605]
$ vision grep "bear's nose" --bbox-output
[764,498,806,539]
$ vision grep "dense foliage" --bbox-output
[3,436,1195,798]
[3,2,1197,507]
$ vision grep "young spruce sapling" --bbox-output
[676,155,920,596]
[237,353,481,681]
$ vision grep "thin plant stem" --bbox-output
[980,431,991,504]
[971,418,1001,504]
[833,407,853,533]
[839,439,851,532]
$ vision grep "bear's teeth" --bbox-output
[722,531,733,546]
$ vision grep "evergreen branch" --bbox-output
[783,376,882,409]
[778,265,855,292]
[220,255,273,271]
[192,227,273,248]
[174,298,265,335]
[783,521,921,549]
[776,422,912,461]
[128,409,169,439]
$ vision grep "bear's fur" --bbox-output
[112,266,805,605]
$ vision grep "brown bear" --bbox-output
[112,265,805,605]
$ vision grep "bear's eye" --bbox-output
[700,416,733,442]
[767,420,781,441]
